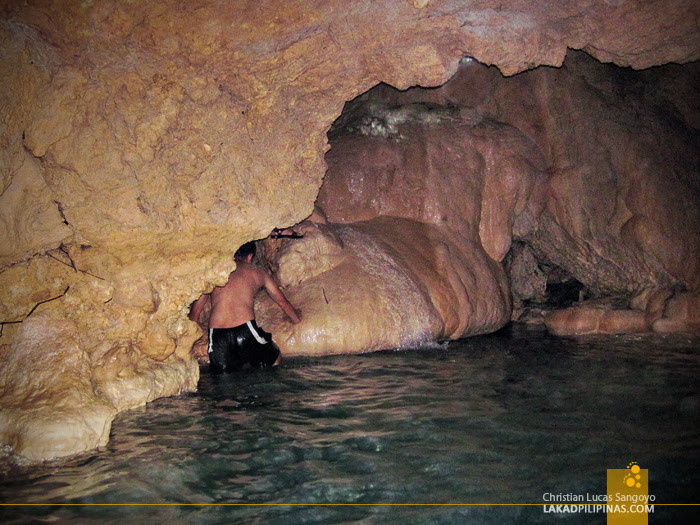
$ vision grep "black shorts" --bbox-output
[208,320,280,372]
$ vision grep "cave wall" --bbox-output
[326,52,700,296]
[1,0,699,460]
[314,51,699,337]
[264,50,696,354]
[308,95,541,345]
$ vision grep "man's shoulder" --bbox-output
[237,261,266,274]
[234,262,270,283]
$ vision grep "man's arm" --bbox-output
[189,294,210,323]
[263,274,301,324]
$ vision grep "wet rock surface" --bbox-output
[256,216,511,356]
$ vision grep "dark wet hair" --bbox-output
[234,241,256,261]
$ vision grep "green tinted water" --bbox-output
[1,325,698,524]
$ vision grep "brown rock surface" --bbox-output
[652,292,700,336]
[256,216,511,355]
[545,289,700,337]
[337,53,700,298]
[1,0,698,459]
[316,51,699,337]
[544,307,649,337]
[0,310,116,461]
[500,55,700,297]
[305,105,535,351]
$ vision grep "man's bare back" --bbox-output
[189,254,301,329]
[209,260,300,328]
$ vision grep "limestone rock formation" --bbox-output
[255,216,511,355]
[1,0,699,460]
[262,49,699,348]
[330,51,699,338]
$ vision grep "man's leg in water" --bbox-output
[209,327,249,371]
[238,321,280,368]
[256,322,281,367]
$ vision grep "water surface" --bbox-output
[1,325,698,523]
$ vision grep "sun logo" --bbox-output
[623,462,642,488]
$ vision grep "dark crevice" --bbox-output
[505,240,591,310]
[46,245,105,281]
[22,140,44,160]
[53,200,69,226]
[0,285,70,325]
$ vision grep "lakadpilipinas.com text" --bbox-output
[542,492,655,514]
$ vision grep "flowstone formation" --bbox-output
[1,0,699,460]
[256,52,699,352]
[255,216,511,356]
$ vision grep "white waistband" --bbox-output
[247,321,268,345]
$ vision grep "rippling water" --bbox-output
[1,325,698,524]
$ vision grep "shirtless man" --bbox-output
[189,241,301,372]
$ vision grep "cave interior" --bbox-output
[256,50,698,339]
[0,0,698,465]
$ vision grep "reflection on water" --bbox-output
[1,325,698,524]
